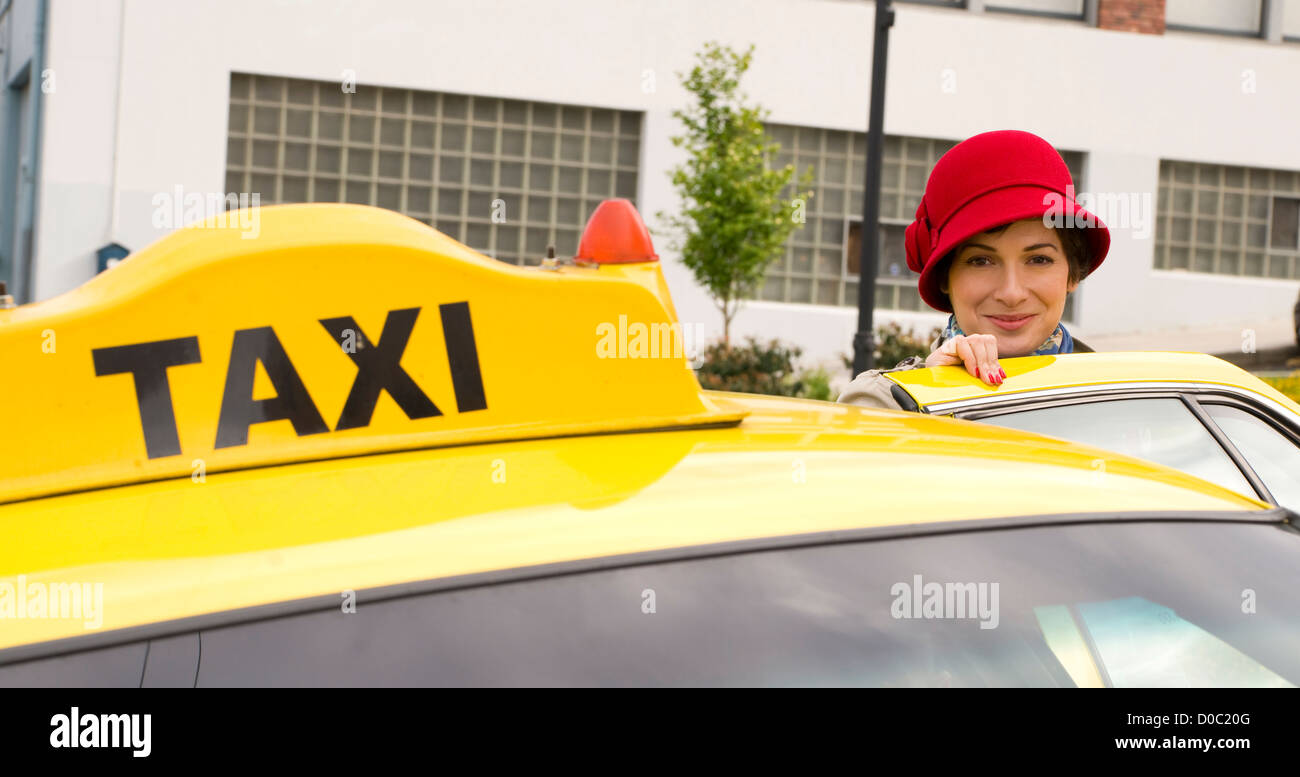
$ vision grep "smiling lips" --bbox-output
[986,313,1036,332]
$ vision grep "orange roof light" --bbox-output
[574,199,659,265]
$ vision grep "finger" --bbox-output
[942,337,965,364]
[971,336,999,385]
[926,338,962,367]
[979,335,1004,383]
[981,336,1005,384]
[954,337,981,379]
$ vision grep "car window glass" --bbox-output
[974,398,1254,497]
[1039,597,1288,688]
[190,522,1300,687]
[0,642,147,687]
[1203,403,1300,512]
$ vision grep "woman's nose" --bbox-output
[993,264,1030,306]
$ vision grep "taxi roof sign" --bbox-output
[0,203,742,504]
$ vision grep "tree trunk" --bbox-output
[721,290,736,348]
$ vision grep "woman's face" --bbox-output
[940,219,1077,357]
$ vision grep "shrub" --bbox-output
[1260,372,1300,403]
[798,368,834,401]
[695,337,806,397]
[841,322,942,374]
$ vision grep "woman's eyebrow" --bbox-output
[961,242,998,252]
[1023,242,1059,252]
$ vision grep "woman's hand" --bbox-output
[925,333,1004,385]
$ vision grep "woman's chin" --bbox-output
[967,318,1060,357]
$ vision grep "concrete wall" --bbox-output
[35,0,121,290]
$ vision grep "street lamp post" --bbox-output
[852,0,895,376]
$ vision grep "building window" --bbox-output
[1284,0,1300,41]
[1271,197,1300,251]
[758,124,1083,320]
[1154,160,1300,279]
[986,0,1086,20]
[225,74,641,266]
[1166,0,1263,36]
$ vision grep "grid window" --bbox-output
[986,0,1086,20]
[1166,0,1263,36]
[1286,0,1300,39]
[1154,159,1300,280]
[1271,197,1300,250]
[757,124,1083,321]
[226,73,642,266]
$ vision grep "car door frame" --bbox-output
[926,382,1300,507]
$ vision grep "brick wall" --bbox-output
[1097,0,1166,35]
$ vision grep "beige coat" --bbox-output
[837,334,1093,412]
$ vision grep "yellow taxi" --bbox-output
[885,351,1300,513]
[1,201,1296,687]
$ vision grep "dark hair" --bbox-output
[935,221,1092,304]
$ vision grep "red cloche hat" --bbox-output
[904,129,1110,312]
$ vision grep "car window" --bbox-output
[0,633,200,688]
[971,397,1255,497]
[0,642,147,687]
[186,521,1300,687]
[1203,403,1300,512]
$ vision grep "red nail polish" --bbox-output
[975,367,981,379]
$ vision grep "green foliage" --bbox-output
[695,337,808,397]
[797,367,834,401]
[841,322,943,373]
[1260,372,1300,403]
[656,42,814,344]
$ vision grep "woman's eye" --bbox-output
[966,255,992,266]
[1028,254,1054,265]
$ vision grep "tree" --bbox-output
[657,42,812,345]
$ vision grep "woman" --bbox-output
[838,129,1110,411]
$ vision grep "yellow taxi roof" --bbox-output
[887,351,1300,414]
[0,390,1272,652]
[0,203,1282,654]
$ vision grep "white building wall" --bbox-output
[33,0,1300,366]
[36,0,123,289]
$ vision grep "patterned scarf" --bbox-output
[940,314,1075,356]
